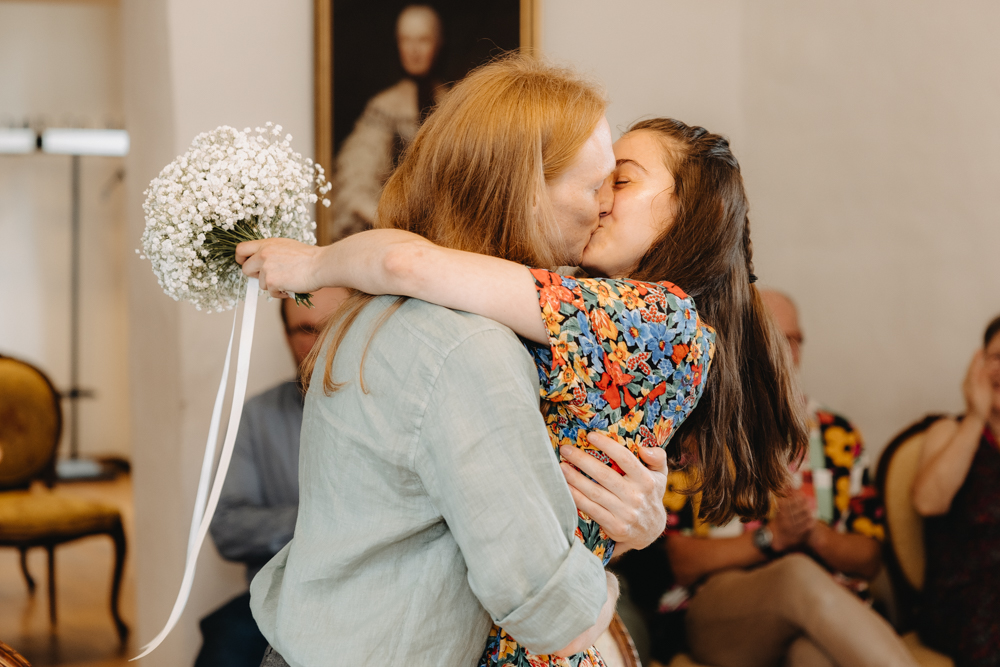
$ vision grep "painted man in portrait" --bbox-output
[329,4,446,241]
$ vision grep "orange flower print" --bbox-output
[527,652,560,667]
[640,305,667,324]
[512,269,718,667]
[531,268,579,307]
[621,409,644,432]
[497,632,517,659]
[661,281,689,299]
[691,363,703,388]
[619,285,643,310]
[572,354,595,387]
[590,307,618,341]
[538,285,574,313]
[551,332,577,365]
[608,340,631,367]
[653,417,674,446]
[542,304,562,337]
[671,343,690,365]
[593,280,617,308]
[568,402,596,424]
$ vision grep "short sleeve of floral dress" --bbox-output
[479,269,716,667]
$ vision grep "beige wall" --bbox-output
[121,0,312,663]
[741,1,1000,455]
[545,0,1000,455]
[544,0,747,147]
[0,1,130,459]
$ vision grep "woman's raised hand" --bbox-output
[559,433,668,554]
[963,349,993,421]
[236,238,324,299]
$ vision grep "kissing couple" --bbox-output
[237,55,805,667]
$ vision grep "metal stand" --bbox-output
[58,154,101,480]
[7,128,131,480]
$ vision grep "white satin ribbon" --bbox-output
[133,277,259,660]
[189,310,237,557]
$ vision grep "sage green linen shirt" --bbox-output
[250,296,608,667]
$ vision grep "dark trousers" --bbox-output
[194,591,269,667]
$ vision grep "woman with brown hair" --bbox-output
[240,57,805,667]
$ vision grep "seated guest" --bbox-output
[912,314,1000,667]
[630,289,914,667]
[194,288,348,667]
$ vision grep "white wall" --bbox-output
[544,0,1000,456]
[0,1,130,459]
[121,0,313,664]
[742,0,1000,454]
[544,0,746,146]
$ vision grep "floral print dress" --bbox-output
[480,269,716,667]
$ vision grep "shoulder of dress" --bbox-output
[653,279,690,300]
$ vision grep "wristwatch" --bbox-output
[752,524,779,559]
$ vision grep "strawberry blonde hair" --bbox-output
[303,54,607,393]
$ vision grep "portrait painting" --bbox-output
[314,0,540,243]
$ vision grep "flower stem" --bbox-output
[204,218,314,307]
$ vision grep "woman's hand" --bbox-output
[769,490,815,552]
[963,349,993,421]
[236,238,325,299]
[559,433,668,554]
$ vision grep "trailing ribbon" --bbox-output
[189,310,237,557]
[133,277,259,660]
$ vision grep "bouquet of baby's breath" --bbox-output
[139,123,331,311]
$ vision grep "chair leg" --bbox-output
[19,547,36,594]
[109,519,130,644]
[45,544,56,626]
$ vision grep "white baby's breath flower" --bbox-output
[139,125,331,312]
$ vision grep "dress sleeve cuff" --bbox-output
[493,539,607,654]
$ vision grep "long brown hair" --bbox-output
[302,54,607,393]
[626,118,807,524]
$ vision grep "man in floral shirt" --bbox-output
[620,290,915,667]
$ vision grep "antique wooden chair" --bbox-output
[875,415,953,667]
[0,355,128,643]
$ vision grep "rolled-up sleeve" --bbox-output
[415,329,608,654]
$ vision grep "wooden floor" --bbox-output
[0,476,136,667]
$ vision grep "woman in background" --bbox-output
[912,315,1000,667]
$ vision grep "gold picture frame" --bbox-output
[313,0,541,244]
